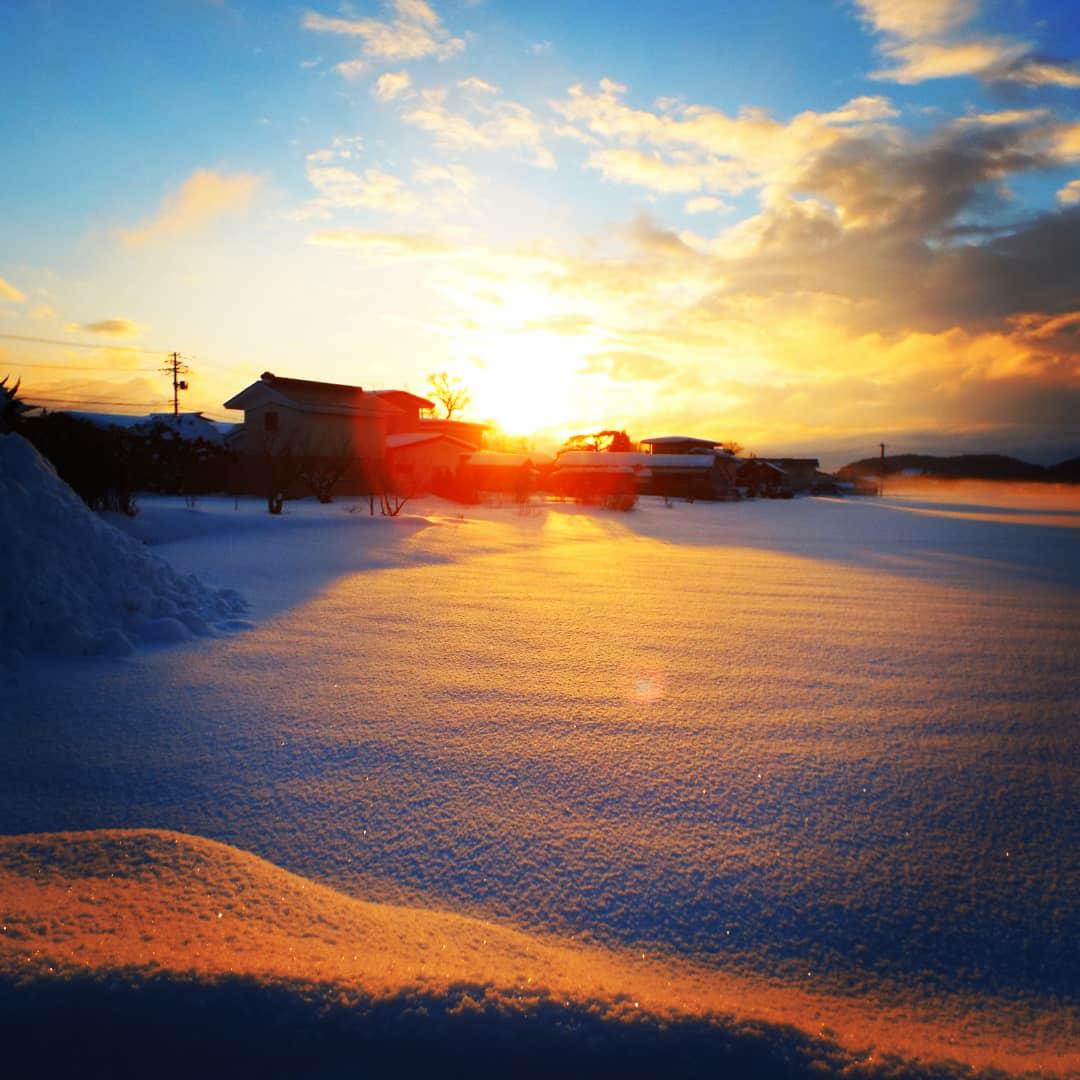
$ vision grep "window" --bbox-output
[264,410,279,432]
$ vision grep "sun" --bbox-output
[462,331,602,438]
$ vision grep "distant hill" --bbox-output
[837,453,1080,484]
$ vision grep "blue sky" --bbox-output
[2,0,1079,462]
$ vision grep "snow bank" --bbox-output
[3,829,1071,1078]
[0,434,246,659]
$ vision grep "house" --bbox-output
[222,371,486,497]
[552,450,737,501]
[736,459,788,496]
[461,450,554,496]
[385,432,477,495]
[640,435,725,456]
[759,457,820,493]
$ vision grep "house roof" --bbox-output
[640,435,720,447]
[385,432,477,451]
[556,451,715,471]
[223,372,397,417]
[373,389,435,411]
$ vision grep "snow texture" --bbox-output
[2,480,1078,1077]
[0,434,247,660]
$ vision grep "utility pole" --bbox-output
[162,352,190,418]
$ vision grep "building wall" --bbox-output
[388,440,471,494]
[227,401,390,497]
[233,402,388,460]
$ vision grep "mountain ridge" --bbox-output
[837,453,1080,484]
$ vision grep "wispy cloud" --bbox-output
[0,276,26,303]
[872,38,1028,83]
[854,0,977,40]
[581,350,674,381]
[685,196,731,215]
[855,0,1079,86]
[306,229,459,258]
[335,58,369,81]
[404,86,556,168]
[303,0,464,65]
[306,164,419,215]
[372,70,412,101]
[120,169,261,246]
[553,80,897,195]
[1057,179,1080,207]
[67,319,142,336]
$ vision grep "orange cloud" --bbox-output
[303,1,464,64]
[0,276,26,303]
[120,169,261,247]
[67,319,142,337]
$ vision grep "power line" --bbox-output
[0,332,172,354]
[2,360,162,372]
[24,396,170,408]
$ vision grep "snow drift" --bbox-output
[3,829,1072,1079]
[0,434,246,659]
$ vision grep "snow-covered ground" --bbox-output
[2,462,1078,1077]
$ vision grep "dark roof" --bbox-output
[374,389,436,411]
[640,435,719,447]
[257,372,367,408]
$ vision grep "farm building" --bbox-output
[222,372,485,498]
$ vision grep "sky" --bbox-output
[1,0,1079,464]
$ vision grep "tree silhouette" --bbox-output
[426,372,470,420]
[0,376,29,433]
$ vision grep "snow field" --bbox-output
[2,479,1078,1076]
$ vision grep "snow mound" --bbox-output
[0,434,246,658]
[3,829,1072,1078]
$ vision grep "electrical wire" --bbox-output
[24,396,171,408]
[0,332,171,354]
[2,361,162,372]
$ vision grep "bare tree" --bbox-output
[261,432,302,514]
[364,459,415,517]
[298,437,354,504]
[426,371,470,420]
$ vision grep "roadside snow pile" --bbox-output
[0,434,247,659]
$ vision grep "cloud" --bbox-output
[854,0,1079,87]
[1057,179,1080,207]
[372,70,412,101]
[30,304,56,320]
[581,350,674,381]
[413,162,477,193]
[685,196,731,215]
[303,1,464,64]
[68,319,143,337]
[306,164,419,215]
[335,58,369,81]
[854,0,977,40]
[553,81,897,196]
[404,87,556,168]
[0,276,26,302]
[458,76,499,94]
[587,148,746,194]
[120,169,261,246]
[522,313,593,335]
[996,59,1080,89]
[871,38,1028,82]
[306,229,459,258]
